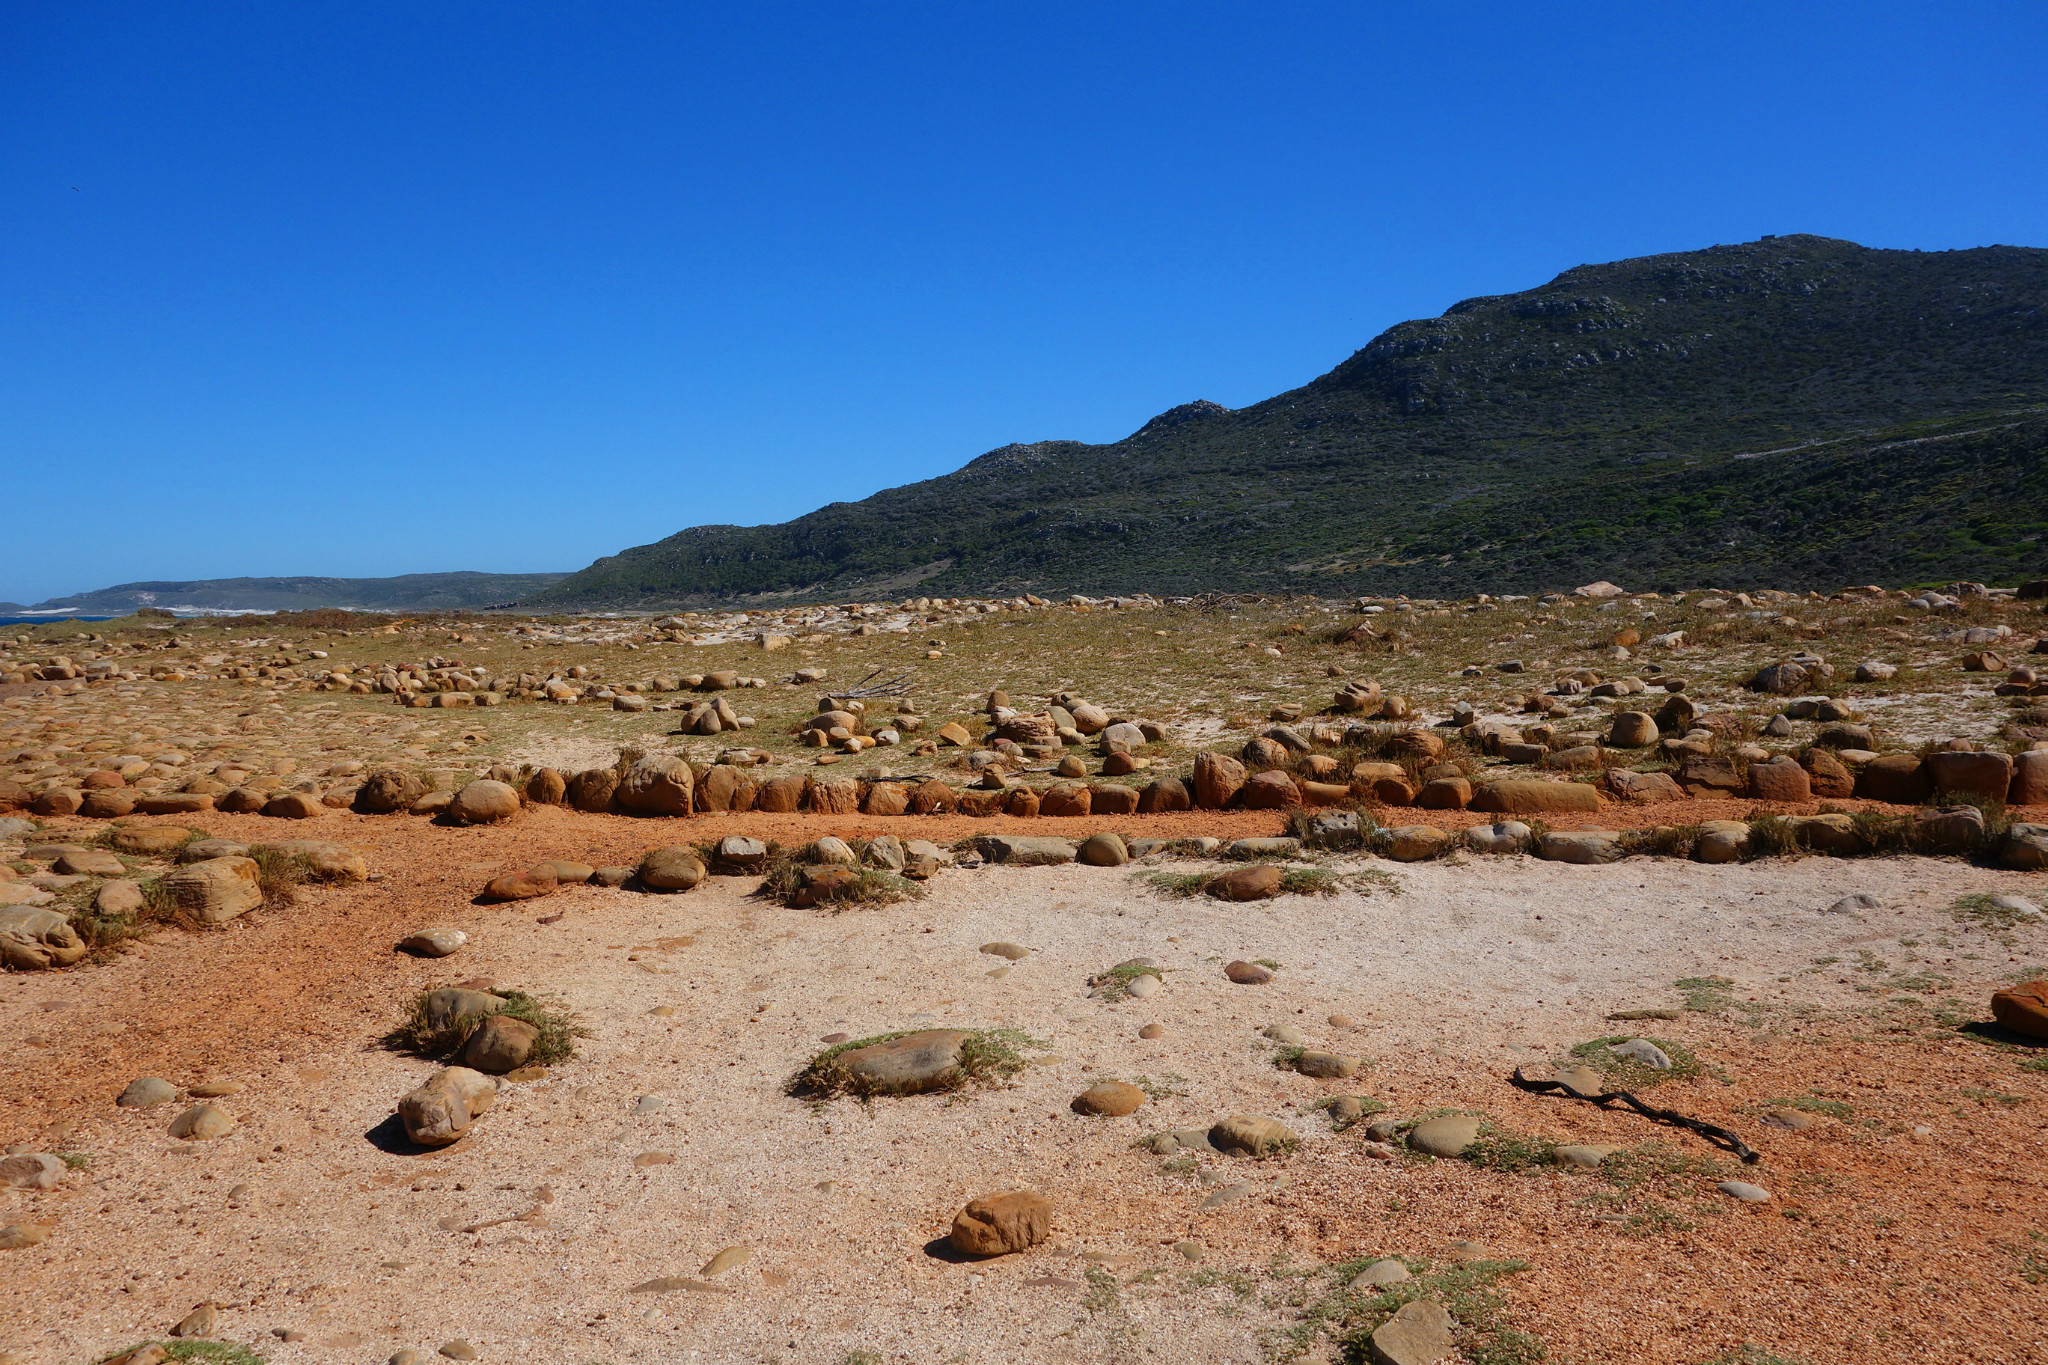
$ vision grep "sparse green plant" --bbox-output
[247,844,310,908]
[94,1344,265,1365]
[1567,1035,1703,1089]
[1460,1129,1561,1174]
[1950,892,2039,931]
[1743,811,1802,858]
[1277,867,1338,895]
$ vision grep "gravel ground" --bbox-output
[6,805,2048,1365]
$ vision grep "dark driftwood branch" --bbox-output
[1509,1067,1761,1163]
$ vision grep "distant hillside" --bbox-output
[527,234,2048,607]
[29,572,569,615]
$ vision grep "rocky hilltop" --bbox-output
[527,235,2048,609]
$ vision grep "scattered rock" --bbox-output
[0,1153,64,1190]
[171,1304,220,1337]
[1716,1180,1771,1202]
[1208,1114,1297,1157]
[117,1077,179,1108]
[400,928,468,958]
[834,1030,970,1094]
[447,780,521,825]
[162,856,263,924]
[1351,1258,1410,1287]
[1072,1081,1147,1116]
[1368,1300,1455,1365]
[0,906,87,970]
[1554,1144,1618,1169]
[398,1067,498,1146]
[1406,1116,1483,1157]
[1078,832,1129,867]
[639,847,708,892]
[459,1015,542,1073]
[1291,1051,1363,1079]
[1211,865,1285,901]
[1224,959,1274,984]
[949,1191,1052,1256]
[1991,980,2048,1040]
[167,1104,235,1140]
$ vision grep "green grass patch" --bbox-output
[1460,1129,1561,1174]
[1265,1253,1541,1365]
[93,1345,265,1365]
[1277,867,1338,895]
[1567,1036,1703,1090]
[1951,892,2040,931]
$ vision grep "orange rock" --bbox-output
[949,1191,1051,1256]
[1992,980,2048,1040]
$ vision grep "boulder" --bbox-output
[485,868,557,901]
[260,839,368,883]
[261,792,325,819]
[1072,1081,1147,1116]
[1193,752,1246,809]
[1694,820,1752,863]
[1748,662,1810,694]
[1040,783,1092,817]
[695,764,755,813]
[1801,748,1856,798]
[1927,750,2014,804]
[162,856,262,924]
[1606,712,1658,748]
[95,879,145,918]
[1913,804,1986,854]
[715,835,770,872]
[1537,830,1626,864]
[0,1153,65,1191]
[1747,758,1812,803]
[1241,770,1302,809]
[617,756,695,816]
[805,777,861,814]
[567,767,620,812]
[1992,980,2048,1040]
[1137,777,1192,813]
[1078,833,1129,867]
[1383,826,1452,861]
[166,1104,235,1140]
[1856,753,1932,804]
[1793,813,1866,855]
[908,779,958,815]
[1470,779,1602,815]
[532,859,594,884]
[459,1015,542,1073]
[0,906,87,970]
[109,825,190,855]
[862,781,910,817]
[525,767,567,805]
[970,835,1076,866]
[836,1030,969,1094]
[949,1191,1052,1256]
[1368,1300,1456,1365]
[448,780,520,825]
[1407,1115,1483,1157]
[2011,751,2048,806]
[639,847,708,892]
[1606,769,1685,803]
[1208,1114,1297,1157]
[1210,865,1285,901]
[2000,823,2048,871]
[1464,821,1531,854]
[400,928,467,958]
[398,1067,497,1146]
[755,774,807,812]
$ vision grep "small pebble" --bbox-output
[440,1343,478,1361]
[1173,1240,1204,1262]
[1138,1023,1166,1040]
[1328,1014,1355,1029]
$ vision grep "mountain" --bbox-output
[26,571,570,616]
[525,235,2048,608]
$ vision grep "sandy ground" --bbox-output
[6,806,2048,1365]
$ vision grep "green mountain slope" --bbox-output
[529,235,2048,607]
[30,572,569,615]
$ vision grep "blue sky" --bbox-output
[2,2,2043,604]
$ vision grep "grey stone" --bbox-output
[1351,1258,1411,1287]
[0,1153,65,1190]
[1368,1300,1455,1365]
[1200,1182,1253,1208]
[836,1030,969,1093]
[980,942,1030,960]
[117,1077,179,1108]
[1609,1038,1672,1069]
[399,928,467,958]
[1716,1180,1771,1202]
[1407,1116,1483,1156]
[1536,830,1626,864]
[1826,893,1881,914]
[1224,837,1301,859]
[1464,821,1532,855]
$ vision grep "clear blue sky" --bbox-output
[3,2,2043,604]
